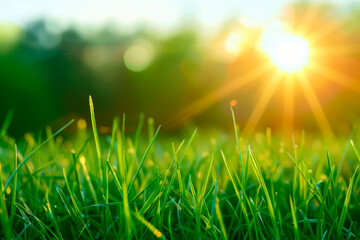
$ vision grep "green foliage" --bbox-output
[0,99,360,239]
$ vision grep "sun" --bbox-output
[171,5,359,139]
[260,33,310,72]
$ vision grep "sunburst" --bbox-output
[169,4,360,138]
[260,33,310,73]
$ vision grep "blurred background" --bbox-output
[1,0,360,137]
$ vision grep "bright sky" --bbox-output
[1,0,356,34]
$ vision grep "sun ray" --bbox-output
[312,44,360,56]
[306,19,347,44]
[307,60,360,92]
[283,74,295,134]
[296,4,321,35]
[243,70,283,136]
[166,62,275,128]
[297,71,334,139]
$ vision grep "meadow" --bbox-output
[0,96,360,239]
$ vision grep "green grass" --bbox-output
[1,99,360,239]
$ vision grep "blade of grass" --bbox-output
[130,169,167,205]
[215,196,227,240]
[290,195,300,240]
[351,140,360,163]
[230,106,245,186]
[178,128,197,166]
[128,125,161,194]
[325,149,338,222]
[335,132,354,184]
[196,155,214,236]
[106,161,123,196]
[89,96,108,228]
[316,165,335,238]
[221,150,252,238]
[46,194,64,240]
[0,110,13,137]
[72,153,84,207]
[63,168,94,239]
[89,96,107,230]
[18,199,60,240]
[121,170,133,239]
[0,163,11,240]
[134,113,145,150]
[211,163,219,226]
[115,127,126,181]
[104,117,119,236]
[168,210,175,240]
[16,204,47,239]
[132,211,165,239]
[9,144,18,229]
[2,119,74,195]
[89,95,102,164]
[148,117,156,163]
[79,156,98,204]
[336,166,358,239]
[248,146,280,239]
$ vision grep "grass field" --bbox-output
[1,97,360,239]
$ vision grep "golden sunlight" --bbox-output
[260,33,310,72]
[225,32,243,56]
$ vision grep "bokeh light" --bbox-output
[77,119,87,129]
[123,41,155,72]
[213,30,244,62]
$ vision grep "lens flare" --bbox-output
[260,33,310,72]
[124,41,155,72]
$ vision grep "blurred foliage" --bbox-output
[1,2,360,137]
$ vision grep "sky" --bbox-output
[1,0,357,34]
